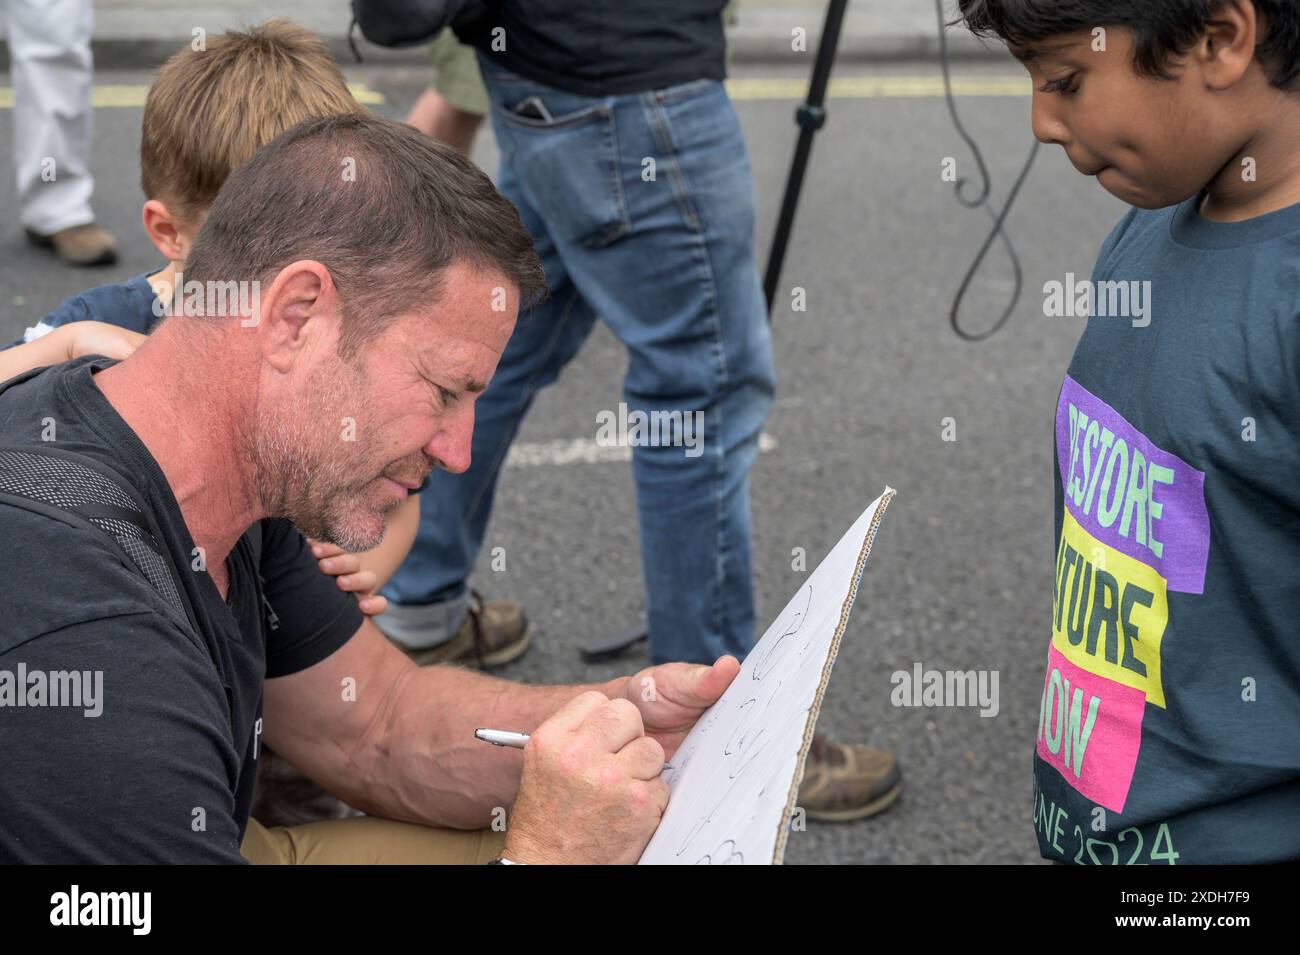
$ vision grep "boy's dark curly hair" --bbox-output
[957,0,1300,89]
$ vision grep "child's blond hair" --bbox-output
[140,19,364,225]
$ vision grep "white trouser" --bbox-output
[5,0,95,234]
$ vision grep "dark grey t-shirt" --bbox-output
[0,357,362,862]
[1036,195,1300,864]
[459,0,728,96]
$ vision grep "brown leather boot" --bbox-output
[385,590,532,669]
[797,734,903,821]
[25,223,118,266]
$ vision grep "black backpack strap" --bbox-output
[0,444,202,641]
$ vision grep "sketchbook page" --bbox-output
[638,487,895,865]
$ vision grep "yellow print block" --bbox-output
[1052,510,1169,708]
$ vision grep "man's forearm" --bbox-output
[355,664,631,829]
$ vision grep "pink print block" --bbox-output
[1036,645,1145,813]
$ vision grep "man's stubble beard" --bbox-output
[249,376,392,553]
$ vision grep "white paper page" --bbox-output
[638,487,895,865]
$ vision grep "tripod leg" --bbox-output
[762,0,850,313]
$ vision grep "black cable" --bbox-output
[936,0,1039,342]
[347,17,364,63]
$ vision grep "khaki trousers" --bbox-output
[241,815,506,865]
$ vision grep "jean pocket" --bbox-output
[493,96,631,248]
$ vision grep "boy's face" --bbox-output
[1013,27,1243,208]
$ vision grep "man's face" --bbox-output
[254,260,518,551]
[1014,28,1239,208]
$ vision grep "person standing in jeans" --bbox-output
[381,0,901,821]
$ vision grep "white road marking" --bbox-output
[505,432,778,468]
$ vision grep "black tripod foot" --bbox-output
[580,622,648,662]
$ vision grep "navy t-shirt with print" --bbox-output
[0,358,363,862]
[1036,195,1300,863]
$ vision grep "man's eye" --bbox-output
[437,386,457,406]
[1038,74,1078,95]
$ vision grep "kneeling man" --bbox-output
[0,114,737,864]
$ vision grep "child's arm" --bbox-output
[0,321,146,380]
[309,494,420,616]
[360,492,421,588]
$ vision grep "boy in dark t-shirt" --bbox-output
[958,0,1300,862]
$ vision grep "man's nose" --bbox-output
[1030,92,1069,147]
[425,404,475,475]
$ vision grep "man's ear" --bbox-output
[142,199,195,263]
[255,261,339,374]
[1196,0,1258,90]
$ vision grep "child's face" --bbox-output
[1013,27,1242,209]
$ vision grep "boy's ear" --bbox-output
[1196,0,1258,90]
[141,199,195,263]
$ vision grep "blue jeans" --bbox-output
[384,56,775,665]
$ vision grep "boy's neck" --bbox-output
[146,261,179,295]
[1200,94,1300,222]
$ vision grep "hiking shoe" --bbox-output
[25,223,118,266]
[797,734,902,822]
[391,590,532,669]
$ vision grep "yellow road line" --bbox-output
[726,75,1030,98]
[0,82,386,109]
[0,76,1027,110]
